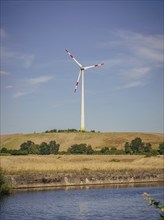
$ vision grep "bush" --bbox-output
[28,144,40,154]
[109,149,125,155]
[100,147,110,154]
[86,145,94,154]
[131,137,144,154]
[158,143,164,155]
[49,141,60,154]
[149,149,159,156]
[39,142,50,155]
[124,138,155,155]
[144,143,152,153]
[124,142,132,154]
[45,129,57,133]
[0,169,11,195]
[0,147,11,155]
[9,149,28,155]
[19,140,60,155]
[20,141,35,152]
[68,144,94,154]
[100,146,125,155]
[1,147,8,153]
[0,153,11,156]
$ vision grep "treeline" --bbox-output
[96,138,164,156]
[0,140,60,155]
[0,137,164,156]
[45,128,97,133]
[124,137,164,155]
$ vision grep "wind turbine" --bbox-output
[65,49,104,132]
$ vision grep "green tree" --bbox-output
[100,147,110,154]
[20,141,41,154]
[49,140,60,154]
[149,149,159,156]
[0,147,8,153]
[158,143,164,155]
[131,137,144,154]
[20,141,35,153]
[86,145,94,154]
[109,148,124,155]
[68,144,93,154]
[9,149,28,155]
[28,144,40,154]
[39,142,50,155]
[124,142,132,154]
[144,143,152,153]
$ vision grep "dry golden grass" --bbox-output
[0,155,163,175]
[0,132,163,151]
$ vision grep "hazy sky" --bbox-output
[1,0,163,134]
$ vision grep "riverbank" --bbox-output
[4,169,163,190]
[1,155,163,189]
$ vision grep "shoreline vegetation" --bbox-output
[0,169,11,195]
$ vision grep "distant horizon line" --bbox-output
[1,130,163,136]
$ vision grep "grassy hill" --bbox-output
[0,132,163,151]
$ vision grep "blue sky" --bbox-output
[1,0,163,134]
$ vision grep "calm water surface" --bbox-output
[0,185,163,220]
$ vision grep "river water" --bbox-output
[0,184,163,220]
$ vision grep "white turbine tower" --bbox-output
[65,49,104,132]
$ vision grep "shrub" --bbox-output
[144,143,152,153]
[109,149,125,155]
[149,149,159,156]
[39,142,50,155]
[124,138,155,155]
[20,141,35,152]
[158,143,164,155]
[124,142,132,154]
[0,147,8,153]
[100,147,110,154]
[68,144,94,154]
[10,149,28,155]
[49,140,60,154]
[0,169,11,195]
[131,137,144,154]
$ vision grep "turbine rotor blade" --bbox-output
[84,63,104,70]
[74,70,81,93]
[65,49,82,68]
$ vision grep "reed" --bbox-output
[1,155,163,175]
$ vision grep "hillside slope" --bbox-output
[0,132,163,151]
